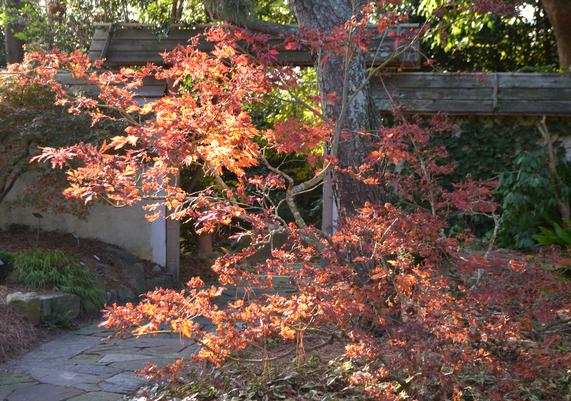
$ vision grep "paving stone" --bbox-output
[109,357,177,372]
[0,373,35,386]
[99,373,144,394]
[0,321,193,400]
[137,345,185,355]
[6,383,82,401]
[75,324,112,337]
[69,354,105,364]
[27,367,102,392]
[61,364,121,377]
[0,382,36,400]
[67,391,123,401]
[15,334,101,364]
[120,336,189,350]
[176,343,201,359]
[88,345,148,357]
[98,354,152,364]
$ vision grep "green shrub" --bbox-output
[534,220,571,248]
[13,249,104,313]
[0,250,14,283]
[495,152,562,249]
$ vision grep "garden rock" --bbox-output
[103,246,138,266]
[6,291,81,325]
[105,290,117,304]
[6,292,42,325]
[145,274,176,291]
[115,285,136,302]
[125,263,146,295]
[39,293,81,320]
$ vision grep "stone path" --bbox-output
[0,322,201,401]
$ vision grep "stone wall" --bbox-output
[0,172,167,266]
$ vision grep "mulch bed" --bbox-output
[0,285,36,364]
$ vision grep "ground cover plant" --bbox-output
[8,2,571,400]
[9,248,104,312]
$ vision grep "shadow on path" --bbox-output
[0,322,201,401]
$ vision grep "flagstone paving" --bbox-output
[0,322,202,401]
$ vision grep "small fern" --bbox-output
[13,249,104,313]
[534,220,571,248]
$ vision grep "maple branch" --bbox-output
[261,151,306,229]
[223,332,338,364]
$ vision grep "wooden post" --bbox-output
[165,213,180,280]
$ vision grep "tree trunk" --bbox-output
[542,0,571,69]
[3,0,25,64]
[288,0,380,234]
[197,233,214,255]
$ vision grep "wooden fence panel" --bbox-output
[371,73,571,115]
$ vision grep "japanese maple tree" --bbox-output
[9,3,571,399]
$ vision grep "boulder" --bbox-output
[6,291,81,325]
[6,292,42,325]
[125,262,146,295]
[103,246,139,265]
[105,289,118,304]
[39,293,80,320]
[145,274,177,291]
[116,285,136,302]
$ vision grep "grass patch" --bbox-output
[12,249,104,313]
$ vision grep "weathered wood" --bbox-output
[381,87,493,100]
[56,72,166,100]
[374,99,495,113]
[88,23,420,68]
[60,68,571,116]
[371,72,571,115]
[376,73,495,88]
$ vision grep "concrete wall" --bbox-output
[0,172,167,265]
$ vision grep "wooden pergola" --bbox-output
[88,23,421,68]
[85,23,571,116]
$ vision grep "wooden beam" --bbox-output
[56,72,167,101]
[88,23,421,68]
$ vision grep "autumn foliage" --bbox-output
[9,12,571,401]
